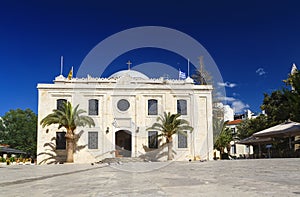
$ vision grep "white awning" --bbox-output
[253,121,300,137]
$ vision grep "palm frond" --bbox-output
[40,101,95,132]
[147,112,194,141]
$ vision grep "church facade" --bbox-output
[37,70,213,164]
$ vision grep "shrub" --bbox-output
[10,157,15,162]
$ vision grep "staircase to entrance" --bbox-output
[100,157,145,164]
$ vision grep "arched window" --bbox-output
[57,99,67,111]
[177,99,187,115]
[89,99,99,115]
[148,99,158,115]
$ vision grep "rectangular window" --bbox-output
[56,132,66,150]
[148,131,158,149]
[231,144,236,154]
[148,99,158,115]
[88,132,98,149]
[89,99,99,115]
[177,100,187,115]
[178,131,187,148]
[245,145,250,154]
[57,99,67,111]
[231,128,236,134]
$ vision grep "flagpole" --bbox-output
[188,58,190,77]
[60,56,63,76]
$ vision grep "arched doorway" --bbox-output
[115,130,132,157]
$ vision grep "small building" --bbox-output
[0,144,26,158]
[226,119,254,158]
[37,69,213,164]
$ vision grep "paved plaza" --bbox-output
[0,158,299,197]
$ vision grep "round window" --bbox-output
[117,99,130,111]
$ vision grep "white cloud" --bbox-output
[217,81,237,88]
[256,68,266,76]
[223,105,234,121]
[215,92,250,114]
[231,100,250,113]
[218,96,236,102]
[214,98,250,118]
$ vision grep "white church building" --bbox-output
[37,69,213,164]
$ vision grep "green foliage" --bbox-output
[214,121,232,153]
[236,68,300,158]
[261,69,300,123]
[261,90,290,123]
[284,70,300,122]
[147,112,193,160]
[148,112,193,141]
[0,109,37,156]
[284,69,300,93]
[40,101,95,134]
[0,157,6,162]
[40,101,95,163]
[9,157,15,162]
[284,90,300,122]
[236,115,272,139]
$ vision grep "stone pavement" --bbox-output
[0,158,299,197]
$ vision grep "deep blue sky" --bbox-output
[1,0,299,116]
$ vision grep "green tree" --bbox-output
[236,115,271,140]
[40,101,95,163]
[261,68,300,123]
[261,90,290,123]
[147,112,193,160]
[214,121,232,155]
[284,69,300,122]
[0,109,37,156]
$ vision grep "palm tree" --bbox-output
[147,112,193,160]
[40,101,95,163]
[214,121,232,158]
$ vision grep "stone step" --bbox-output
[99,157,145,164]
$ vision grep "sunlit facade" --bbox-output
[37,70,213,164]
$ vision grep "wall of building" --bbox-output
[226,121,254,158]
[37,75,213,164]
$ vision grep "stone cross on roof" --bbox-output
[126,60,132,70]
